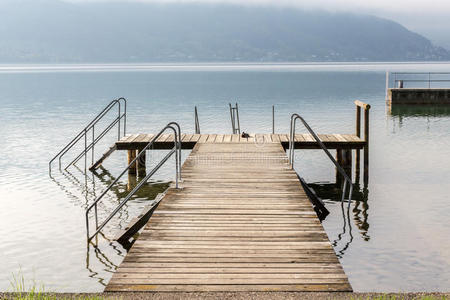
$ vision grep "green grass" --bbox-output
[6,271,108,300]
[4,272,448,299]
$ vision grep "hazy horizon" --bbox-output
[64,0,450,49]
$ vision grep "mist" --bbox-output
[65,0,450,49]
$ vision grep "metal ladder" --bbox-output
[49,98,127,174]
[289,113,353,205]
[85,122,182,242]
[229,102,240,134]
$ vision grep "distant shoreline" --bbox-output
[0,61,450,74]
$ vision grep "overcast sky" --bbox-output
[67,0,450,13]
[67,0,450,48]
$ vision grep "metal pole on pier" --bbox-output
[272,105,275,134]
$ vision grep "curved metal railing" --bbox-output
[49,98,126,174]
[289,113,353,205]
[229,102,240,134]
[85,122,181,242]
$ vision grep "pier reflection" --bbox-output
[389,104,450,118]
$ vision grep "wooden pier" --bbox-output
[106,141,352,292]
[116,133,365,150]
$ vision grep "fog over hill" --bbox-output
[0,0,449,63]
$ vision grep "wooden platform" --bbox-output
[116,133,365,150]
[105,141,352,292]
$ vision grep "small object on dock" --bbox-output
[241,132,250,138]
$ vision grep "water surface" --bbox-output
[0,63,449,292]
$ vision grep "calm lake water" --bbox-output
[0,63,449,292]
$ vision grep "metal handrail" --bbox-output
[289,114,353,205]
[391,72,450,75]
[66,114,122,169]
[49,98,126,173]
[194,106,200,134]
[85,122,182,242]
[167,121,182,180]
[229,102,240,134]
[390,72,450,89]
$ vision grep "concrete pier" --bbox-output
[388,88,450,105]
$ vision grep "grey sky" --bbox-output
[67,0,450,48]
[67,0,450,13]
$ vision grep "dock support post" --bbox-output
[363,107,370,185]
[336,149,343,186]
[137,149,146,178]
[355,105,361,182]
[354,100,370,186]
[127,149,137,175]
[336,149,352,185]
[127,172,137,191]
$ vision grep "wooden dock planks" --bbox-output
[116,133,365,150]
[105,142,352,292]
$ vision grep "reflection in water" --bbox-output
[332,202,353,259]
[388,104,450,132]
[86,235,122,287]
[389,104,450,118]
[309,182,370,256]
[50,165,169,287]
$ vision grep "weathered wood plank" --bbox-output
[106,141,351,292]
[198,134,208,143]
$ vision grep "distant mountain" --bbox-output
[0,0,449,63]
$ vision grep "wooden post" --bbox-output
[355,105,361,183]
[127,172,137,191]
[336,149,351,185]
[354,100,370,186]
[127,149,137,175]
[137,149,146,178]
[363,107,370,185]
[336,149,343,186]
[342,149,352,180]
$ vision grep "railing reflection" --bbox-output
[49,165,170,288]
[308,182,370,257]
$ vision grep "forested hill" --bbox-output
[0,0,449,63]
